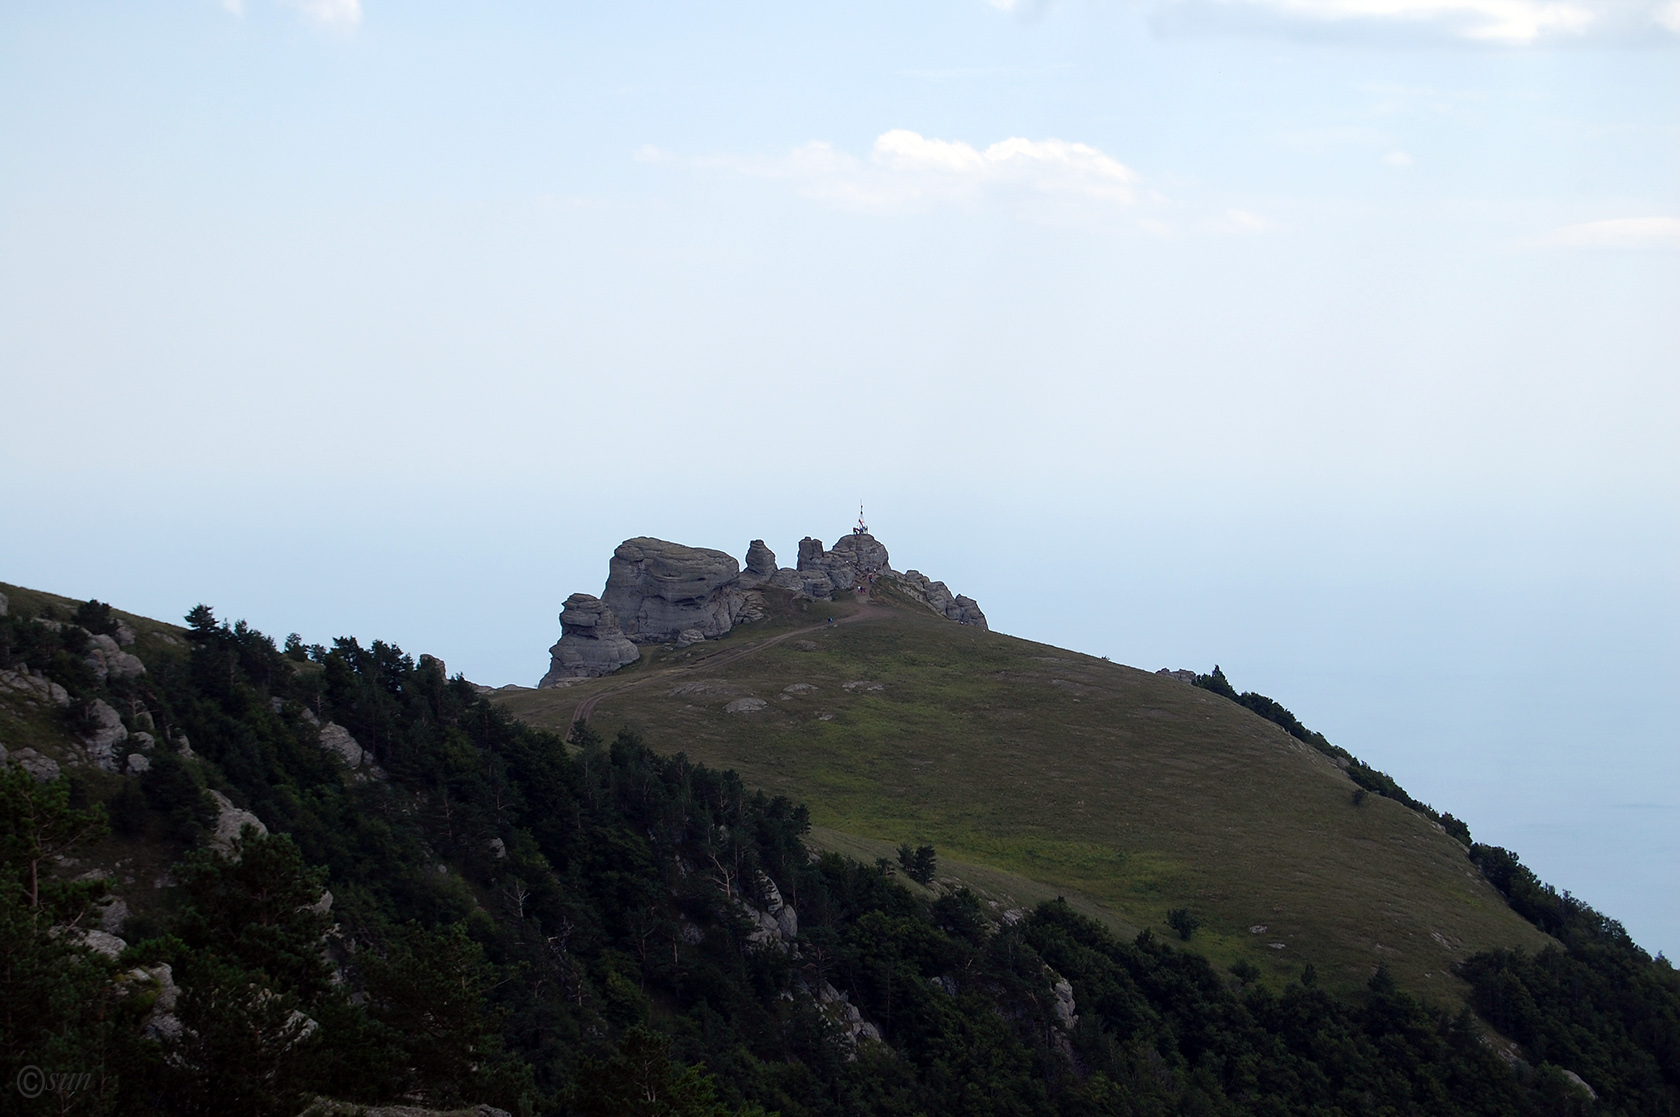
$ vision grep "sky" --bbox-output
[2,0,1676,954]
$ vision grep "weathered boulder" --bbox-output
[539,594,641,683]
[207,789,269,854]
[602,537,749,643]
[741,540,777,585]
[82,699,130,771]
[317,722,364,769]
[86,632,146,684]
[7,747,60,781]
[891,570,989,630]
[829,532,891,578]
[797,532,893,594]
[0,591,7,616]
[770,567,834,599]
[0,669,69,707]
[796,537,856,591]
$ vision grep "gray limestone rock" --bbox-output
[317,723,364,769]
[82,699,129,771]
[8,747,60,781]
[890,570,988,630]
[0,591,7,616]
[675,628,706,648]
[539,594,641,683]
[741,539,777,585]
[0,669,70,707]
[1156,668,1198,684]
[770,567,833,600]
[724,697,767,714]
[795,537,856,591]
[100,896,130,934]
[125,753,151,775]
[85,633,146,684]
[208,789,269,854]
[603,537,749,643]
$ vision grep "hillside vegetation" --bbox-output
[3,579,1676,1116]
[499,585,1549,1003]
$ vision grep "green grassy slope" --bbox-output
[498,585,1551,1002]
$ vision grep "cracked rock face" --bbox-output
[539,593,640,684]
[82,699,129,771]
[890,570,988,630]
[602,537,749,644]
[742,539,777,584]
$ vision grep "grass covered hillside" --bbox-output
[498,584,1552,1003]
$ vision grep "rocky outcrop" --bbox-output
[0,669,70,707]
[796,537,854,592]
[741,540,777,585]
[208,789,269,854]
[82,698,129,771]
[1156,668,1197,684]
[890,570,988,629]
[317,722,365,769]
[769,567,834,599]
[86,633,145,684]
[539,594,641,683]
[544,528,987,670]
[603,537,754,643]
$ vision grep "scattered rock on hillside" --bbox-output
[0,669,70,707]
[1157,668,1198,684]
[539,593,641,683]
[317,722,365,769]
[208,789,269,854]
[724,697,767,714]
[7,747,61,781]
[676,628,705,648]
[603,537,753,643]
[125,753,151,775]
[0,591,7,616]
[86,632,147,683]
[82,699,130,771]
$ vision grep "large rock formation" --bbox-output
[892,570,988,629]
[603,537,757,643]
[797,532,890,592]
[539,594,641,684]
[741,540,777,585]
[540,528,987,681]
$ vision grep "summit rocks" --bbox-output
[602,537,757,644]
[539,594,641,685]
[539,527,986,680]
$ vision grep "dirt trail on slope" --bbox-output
[568,594,890,731]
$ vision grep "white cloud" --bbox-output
[1155,0,1680,44]
[285,0,361,31]
[1383,150,1414,166]
[678,130,1141,220]
[1539,216,1680,248]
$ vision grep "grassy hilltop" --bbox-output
[499,583,1551,1003]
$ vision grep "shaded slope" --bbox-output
[499,587,1551,1000]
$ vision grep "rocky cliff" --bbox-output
[538,528,986,682]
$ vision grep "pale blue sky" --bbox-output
[2,0,1676,953]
